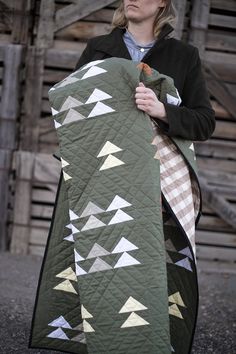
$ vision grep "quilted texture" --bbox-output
[28,58,201,354]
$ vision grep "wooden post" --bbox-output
[172,0,187,40]
[10,151,35,254]
[0,44,23,250]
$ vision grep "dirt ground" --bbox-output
[0,251,235,354]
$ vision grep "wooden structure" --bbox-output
[0,0,235,270]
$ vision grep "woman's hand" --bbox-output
[135,82,168,123]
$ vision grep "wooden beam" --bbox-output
[199,176,236,229]
[203,61,236,120]
[54,0,116,32]
[36,0,55,48]
[172,0,187,40]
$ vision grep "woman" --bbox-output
[29,1,215,353]
[72,0,215,352]
[75,0,215,142]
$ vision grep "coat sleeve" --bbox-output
[153,46,216,141]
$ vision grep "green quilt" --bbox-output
[28,58,200,354]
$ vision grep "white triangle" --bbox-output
[114,252,140,268]
[107,195,131,211]
[119,296,148,313]
[47,328,69,340]
[54,120,61,129]
[63,108,85,125]
[168,291,186,307]
[80,201,104,218]
[63,234,74,242]
[53,279,77,294]
[56,267,77,281]
[81,60,105,71]
[74,248,85,262]
[81,215,106,231]
[66,223,72,229]
[63,171,72,181]
[86,243,110,259]
[88,102,115,118]
[97,141,123,157]
[83,319,95,332]
[57,76,80,88]
[60,96,83,112]
[48,315,72,328]
[51,107,59,116]
[69,209,79,221]
[121,312,149,328]
[112,237,138,254]
[189,143,194,151]
[179,246,193,260]
[108,209,133,225]
[71,224,80,234]
[100,154,124,171]
[61,158,69,168]
[75,263,87,276]
[85,88,112,104]
[81,304,93,319]
[81,66,107,80]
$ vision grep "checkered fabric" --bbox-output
[151,123,200,261]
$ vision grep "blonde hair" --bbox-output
[112,0,177,38]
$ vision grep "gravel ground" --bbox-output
[0,251,235,354]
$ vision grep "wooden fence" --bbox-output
[0,0,235,270]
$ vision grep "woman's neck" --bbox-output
[127,22,155,45]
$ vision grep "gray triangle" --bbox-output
[72,322,83,331]
[175,257,193,272]
[71,332,86,343]
[88,257,112,273]
[166,251,174,264]
[165,239,177,252]
[179,246,193,260]
[86,243,110,259]
[80,201,104,218]
[63,108,85,125]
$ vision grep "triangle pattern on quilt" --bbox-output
[61,158,69,168]
[112,237,138,254]
[53,279,77,294]
[119,296,148,313]
[69,209,79,221]
[168,292,186,307]
[175,257,193,272]
[88,257,112,273]
[97,141,123,157]
[51,107,59,116]
[165,238,177,252]
[60,96,83,112]
[48,315,72,328]
[63,234,74,242]
[47,328,69,340]
[56,267,77,281]
[83,319,95,332]
[54,120,61,129]
[168,304,183,319]
[88,101,115,118]
[85,88,112,104]
[121,312,149,328]
[75,263,87,276]
[114,252,140,268]
[81,304,93,319]
[108,209,133,225]
[179,246,193,260]
[71,333,86,343]
[106,195,131,211]
[63,108,85,125]
[81,66,107,80]
[80,60,105,71]
[57,76,80,88]
[81,215,106,231]
[74,248,85,262]
[100,154,125,171]
[80,201,105,218]
[86,243,110,259]
[63,171,72,181]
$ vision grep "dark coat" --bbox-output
[75,23,215,141]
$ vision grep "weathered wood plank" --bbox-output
[195,139,236,159]
[206,30,236,52]
[36,0,55,48]
[196,244,236,262]
[45,47,84,69]
[0,44,23,119]
[56,21,112,40]
[20,47,45,151]
[198,170,236,188]
[196,230,236,247]
[54,0,116,32]
[209,14,236,29]
[34,153,61,184]
[11,0,31,44]
[211,0,236,12]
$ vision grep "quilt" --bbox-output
[28,58,201,354]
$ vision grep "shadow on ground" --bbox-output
[0,251,235,353]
